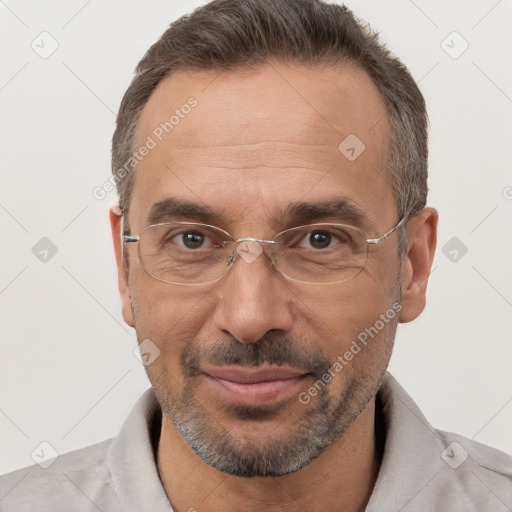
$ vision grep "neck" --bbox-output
[157,398,383,512]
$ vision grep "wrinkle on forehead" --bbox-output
[129,63,395,233]
[135,63,389,154]
[146,142,341,174]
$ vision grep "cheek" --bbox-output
[131,284,217,393]
[130,270,213,357]
[294,272,399,356]
[296,284,398,402]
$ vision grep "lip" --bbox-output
[201,365,311,406]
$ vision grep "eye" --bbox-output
[169,230,216,250]
[296,229,343,249]
[308,231,332,249]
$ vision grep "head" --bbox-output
[110,0,437,477]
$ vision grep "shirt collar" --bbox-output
[106,388,172,511]
[366,372,447,511]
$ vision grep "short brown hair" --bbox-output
[112,0,428,227]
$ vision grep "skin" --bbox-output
[110,62,438,512]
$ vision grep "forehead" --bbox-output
[129,62,394,232]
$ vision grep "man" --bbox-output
[1,0,511,510]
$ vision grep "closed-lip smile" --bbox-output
[201,365,311,405]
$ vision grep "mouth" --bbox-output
[201,365,312,406]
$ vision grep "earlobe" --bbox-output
[398,207,438,323]
[109,205,135,328]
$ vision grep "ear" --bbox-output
[109,205,135,328]
[399,207,438,323]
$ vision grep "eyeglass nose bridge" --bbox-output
[224,237,278,266]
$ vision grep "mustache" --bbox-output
[182,334,332,378]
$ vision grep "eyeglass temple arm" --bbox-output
[123,235,139,243]
[366,215,408,245]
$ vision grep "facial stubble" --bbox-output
[130,291,399,478]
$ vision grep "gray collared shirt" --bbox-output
[1,373,511,511]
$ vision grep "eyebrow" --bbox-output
[146,196,374,232]
[282,198,374,232]
[147,198,222,226]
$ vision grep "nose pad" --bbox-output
[226,239,275,268]
[236,240,264,264]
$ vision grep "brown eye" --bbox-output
[178,231,206,249]
[296,229,346,250]
[308,231,332,249]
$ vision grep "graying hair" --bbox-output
[112,0,428,236]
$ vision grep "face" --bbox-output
[113,63,419,477]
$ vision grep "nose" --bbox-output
[212,246,294,344]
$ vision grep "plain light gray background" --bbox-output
[1,0,511,475]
